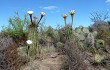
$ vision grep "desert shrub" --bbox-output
[90,11,110,45]
[56,42,64,53]
[97,29,110,45]
[46,26,54,37]
[52,30,60,42]
[2,12,29,44]
[0,32,28,70]
[38,35,47,45]
[102,56,110,69]
[40,45,56,59]
[62,41,87,70]
[58,27,66,43]
[38,22,48,46]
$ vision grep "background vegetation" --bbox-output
[0,11,110,70]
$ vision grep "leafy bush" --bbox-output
[2,12,29,43]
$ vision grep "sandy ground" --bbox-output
[21,52,67,70]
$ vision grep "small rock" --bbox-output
[50,53,58,58]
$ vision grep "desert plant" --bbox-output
[96,29,110,45]
[65,24,73,41]
[2,12,29,44]
[90,54,105,66]
[96,39,105,50]
[102,56,110,69]
[52,30,60,42]
[46,26,54,37]
[70,10,75,28]
[0,32,28,70]
[85,32,95,48]
[27,11,46,60]
[94,54,104,63]
[62,10,75,41]
[62,14,68,26]
[58,27,66,43]
[108,21,110,31]
[38,21,48,46]
[63,41,87,70]
[90,11,110,45]
[56,42,64,53]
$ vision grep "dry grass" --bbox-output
[63,41,88,70]
[0,32,28,70]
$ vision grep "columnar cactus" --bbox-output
[62,14,68,27]
[65,24,73,41]
[27,11,45,60]
[61,10,75,41]
[70,10,75,28]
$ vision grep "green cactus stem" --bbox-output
[27,11,45,60]
[96,39,105,50]
[28,26,38,60]
[65,24,73,41]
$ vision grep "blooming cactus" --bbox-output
[40,12,46,16]
[62,14,68,26]
[70,10,75,28]
[27,11,34,15]
[62,14,68,19]
[27,11,46,60]
[70,10,75,15]
[26,40,33,45]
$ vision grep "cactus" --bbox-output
[85,32,95,48]
[65,24,73,41]
[92,31,98,37]
[94,54,104,63]
[70,10,75,28]
[27,11,45,60]
[61,10,76,41]
[27,26,38,60]
[96,39,105,49]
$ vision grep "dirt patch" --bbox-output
[21,52,67,70]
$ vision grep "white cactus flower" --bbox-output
[62,14,68,18]
[40,12,46,16]
[70,10,75,15]
[26,40,33,45]
[27,11,34,15]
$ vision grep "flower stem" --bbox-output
[38,15,43,26]
[29,14,33,24]
[71,15,73,28]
